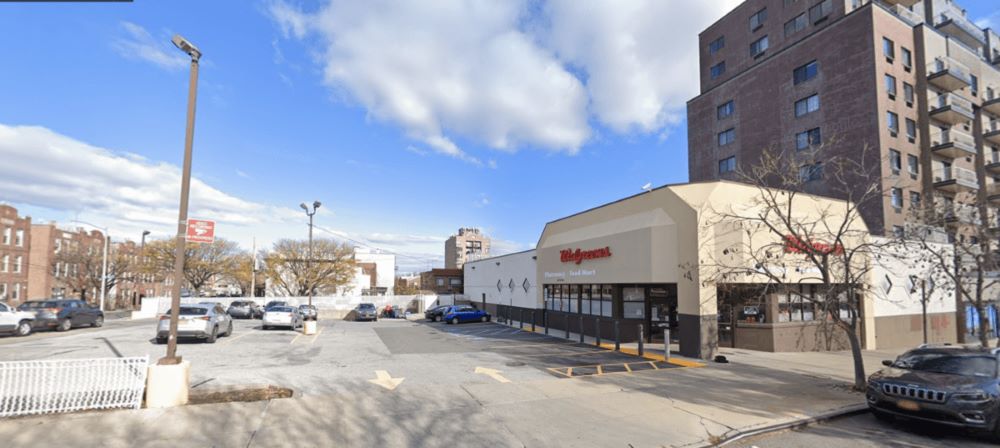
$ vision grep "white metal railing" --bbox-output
[0,356,148,418]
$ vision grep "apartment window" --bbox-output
[891,188,903,210]
[903,82,914,107]
[907,154,919,175]
[717,100,735,119]
[14,230,23,247]
[710,61,726,79]
[53,262,60,277]
[719,156,737,174]
[435,278,444,287]
[893,226,905,238]
[889,149,902,174]
[795,94,820,117]
[708,36,725,54]
[750,35,769,57]
[750,8,767,31]
[796,128,821,150]
[887,111,899,136]
[883,37,895,61]
[971,74,979,97]
[910,191,921,208]
[902,47,912,71]
[885,74,897,99]
[11,284,18,301]
[13,256,21,274]
[1,255,7,273]
[809,0,833,24]
[793,60,819,85]
[0,284,5,300]
[785,13,807,37]
[904,119,917,143]
[993,147,1000,164]
[1,228,8,245]
[718,128,736,146]
[799,162,823,182]
[449,278,462,286]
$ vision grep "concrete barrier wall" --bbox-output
[133,294,456,320]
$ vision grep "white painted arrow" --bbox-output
[368,370,404,390]
[475,366,511,383]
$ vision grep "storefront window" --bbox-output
[601,285,613,317]
[569,285,580,313]
[623,287,644,319]
[581,285,592,315]
[777,288,818,322]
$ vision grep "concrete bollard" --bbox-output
[519,309,523,329]
[565,313,570,339]
[638,324,644,357]
[532,311,536,332]
[146,360,191,408]
[579,315,584,343]
[544,313,549,335]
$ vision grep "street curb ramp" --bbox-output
[706,402,869,447]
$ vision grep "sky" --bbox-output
[1,0,999,273]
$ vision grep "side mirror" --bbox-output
[882,360,893,367]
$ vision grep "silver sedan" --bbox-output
[156,303,233,344]
[262,306,303,330]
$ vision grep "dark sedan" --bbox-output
[18,299,104,331]
[867,344,1000,438]
[227,300,262,319]
[424,304,451,322]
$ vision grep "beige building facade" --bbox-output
[444,227,490,269]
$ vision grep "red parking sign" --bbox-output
[186,219,215,244]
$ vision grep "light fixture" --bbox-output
[171,34,202,61]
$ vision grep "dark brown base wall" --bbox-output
[873,312,956,349]
[729,321,858,352]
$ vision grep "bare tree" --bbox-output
[225,251,255,297]
[143,238,241,294]
[699,143,887,390]
[54,239,132,304]
[263,239,356,296]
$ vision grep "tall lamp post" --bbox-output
[162,34,201,365]
[71,220,109,311]
[139,230,150,308]
[300,201,321,308]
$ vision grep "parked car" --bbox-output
[424,304,451,322]
[0,302,35,337]
[298,305,318,321]
[264,300,289,311]
[18,299,104,331]
[156,303,233,344]
[867,344,1000,438]
[443,305,490,325]
[354,303,378,322]
[228,300,262,319]
[263,306,303,330]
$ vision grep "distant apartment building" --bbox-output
[445,228,490,269]
[354,248,396,295]
[27,223,106,302]
[688,0,1000,237]
[420,268,464,295]
[0,205,31,306]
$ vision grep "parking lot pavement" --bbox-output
[730,412,996,447]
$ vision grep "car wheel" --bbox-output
[434,315,441,322]
[57,318,72,332]
[451,317,459,325]
[481,316,488,323]
[93,316,104,328]
[206,326,218,344]
[15,320,32,337]
[225,321,233,336]
[262,325,269,330]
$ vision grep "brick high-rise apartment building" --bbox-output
[445,228,490,269]
[689,0,1000,236]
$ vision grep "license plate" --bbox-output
[896,399,920,411]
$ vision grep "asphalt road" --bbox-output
[731,413,996,447]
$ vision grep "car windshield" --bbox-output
[893,352,997,378]
[269,307,294,313]
[231,301,249,307]
[299,305,314,310]
[358,304,375,310]
[177,307,208,316]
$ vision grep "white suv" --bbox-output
[0,302,35,337]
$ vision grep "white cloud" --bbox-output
[112,21,189,71]
[236,169,251,179]
[0,124,300,243]
[473,194,490,208]
[487,159,498,169]
[268,0,738,161]
[269,0,591,163]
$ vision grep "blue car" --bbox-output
[443,305,491,324]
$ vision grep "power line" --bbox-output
[310,224,442,264]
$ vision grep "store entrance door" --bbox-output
[647,286,677,343]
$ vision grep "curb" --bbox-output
[710,403,869,447]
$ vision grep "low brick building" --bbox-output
[420,268,463,295]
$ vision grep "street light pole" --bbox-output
[139,230,150,308]
[162,34,202,366]
[300,201,321,308]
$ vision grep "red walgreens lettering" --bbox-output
[783,235,844,255]
[560,247,612,264]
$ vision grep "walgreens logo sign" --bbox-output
[560,247,612,265]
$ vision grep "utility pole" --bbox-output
[250,237,256,298]
[162,34,201,365]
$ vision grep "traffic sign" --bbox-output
[185,219,215,244]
